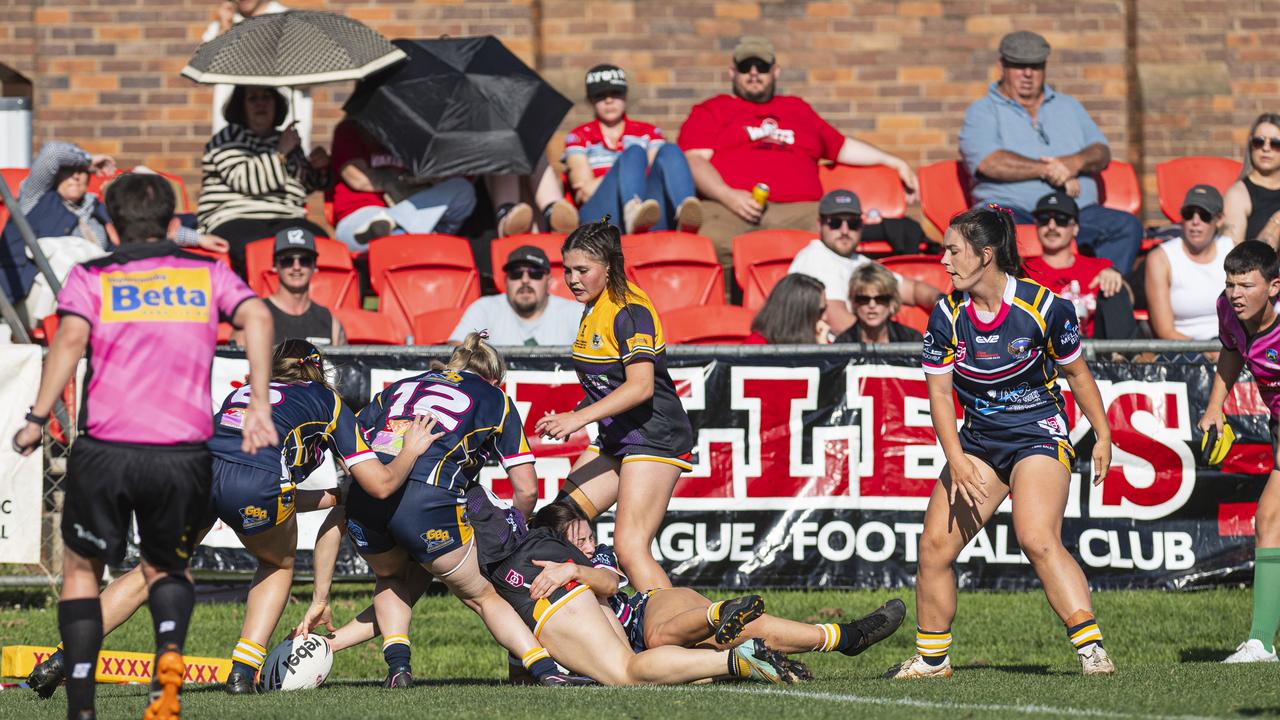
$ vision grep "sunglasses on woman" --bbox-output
[1252,136,1280,151]
[853,293,893,306]
[1180,207,1214,223]
[822,214,863,231]
[735,58,773,74]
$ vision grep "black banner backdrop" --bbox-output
[193,347,1270,590]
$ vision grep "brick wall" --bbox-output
[7,0,1278,227]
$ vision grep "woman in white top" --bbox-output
[1145,184,1233,340]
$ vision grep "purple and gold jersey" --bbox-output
[1218,294,1280,419]
[209,380,377,481]
[357,369,533,495]
[572,281,693,456]
[922,275,1082,430]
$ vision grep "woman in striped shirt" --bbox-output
[197,85,330,276]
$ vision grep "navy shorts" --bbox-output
[959,414,1074,483]
[487,528,594,638]
[210,458,296,536]
[345,480,473,564]
[623,591,651,652]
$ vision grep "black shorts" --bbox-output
[345,480,474,564]
[211,458,296,536]
[959,415,1074,483]
[487,529,593,638]
[62,436,212,569]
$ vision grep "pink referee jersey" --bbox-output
[56,241,257,445]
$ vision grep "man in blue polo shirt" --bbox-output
[959,31,1143,275]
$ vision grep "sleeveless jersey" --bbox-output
[1218,294,1280,420]
[921,275,1082,431]
[208,380,376,481]
[356,369,534,495]
[572,281,694,455]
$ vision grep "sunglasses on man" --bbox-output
[275,253,315,268]
[735,58,773,75]
[1180,207,1214,223]
[1034,212,1075,227]
[506,268,547,281]
[822,214,863,231]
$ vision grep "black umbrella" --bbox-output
[181,10,405,86]
[343,36,573,180]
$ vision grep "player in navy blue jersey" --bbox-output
[884,205,1116,680]
[344,332,579,688]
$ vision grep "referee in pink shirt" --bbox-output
[12,173,276,720]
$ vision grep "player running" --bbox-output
[884,205,1115,680]
[24,340,441,700]
[344,333,581,688]
[1198,240,1280,663]
[535,219,694,593]
[11,173,276,720]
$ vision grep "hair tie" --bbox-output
[298,350,321,367]
[477,329,489,340]
[986,202,1014,217]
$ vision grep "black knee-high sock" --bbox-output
[59,598,103,719]
[148,575,195,654]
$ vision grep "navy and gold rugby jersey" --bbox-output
[572,282,694,455]
[921,275,1082,430]
[356,369,533,495]
[209,381,377,480]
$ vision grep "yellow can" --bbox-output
[751,182,770,208]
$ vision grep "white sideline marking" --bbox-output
[725,687,1223,720]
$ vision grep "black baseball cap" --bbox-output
[273,226,317,257]
[503,245,551,273]
[1181,184,1224,215]
[818,189,862,216]
[1032,191,1079,220]
[585,64,627,101]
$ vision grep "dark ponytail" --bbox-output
[562,217,632,305]
[529,500,589,540]
[949,203,1021,277]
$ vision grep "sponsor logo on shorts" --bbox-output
[240,505,270,530]
[345,520,368,547]
[72,522,107,550]
[1036,414,1068,437]
[421,528,454,554]
[505,568,525,587]
[1007,337,1033,360]
[99,268,212,323]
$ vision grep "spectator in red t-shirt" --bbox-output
[326,117,477,251]
[678,36,926,268]
[563,64,701,234]
[1022,191,1136,339]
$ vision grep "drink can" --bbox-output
[751,183,770,208]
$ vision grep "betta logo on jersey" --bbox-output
[100,268,211,323]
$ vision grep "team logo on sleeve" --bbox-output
[1007,337,1033,360]
[100,269,212,323]
[1059,320,1080,347]
[626,333,654,351]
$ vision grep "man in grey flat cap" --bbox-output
[959,31,1143,275]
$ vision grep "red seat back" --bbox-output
[1155,156,1242,222]
[662,305,754,344]
[621,232,724,312]
[367,234,480,334]
[411,307,467,345]
[732,229,814,311]
[244,236,360,309]
[880,254,955,334]
[491,233,570,299]
[334,308,406,345]
[918,160,973,235]
[0,168,29,232]
[1096,160,1141,216]
[818,163,907,219]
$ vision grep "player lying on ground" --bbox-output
[886,204,1116,680]
[1197,240,1280,664]
[26,341,442,699]
[342,333,587,688]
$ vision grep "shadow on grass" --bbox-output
[322,677,506,689]
[1178,647,1229,663]
[958,663,1056,676]
[1236,708,1280,717]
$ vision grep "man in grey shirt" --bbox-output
[959,31,1142,275]
[448,245,580,346]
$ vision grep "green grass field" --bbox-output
[1,585,1277,719]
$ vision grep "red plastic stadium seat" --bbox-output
[491,233,570,299]
[366,234,480,335]
[334,308,405,345]
[1016,223,1042,258]
[1155,156,1242,223]
[217,322,234,344]
[0,168,29,231]
[880,253,953,295]
[244,236,360,309]
[818,163,908,219]
[621,231,725,312]
[732,229,814,311]
[662,305,754,344]
[918,160,973,235]
[183,246,234,267]
[1096,160,1141,216]
[411,307,467,345]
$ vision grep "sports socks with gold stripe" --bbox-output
[521,647,560,680]
[809,622,866,656]
[230,637,267,679]
[1065,610,1104,653]
[382,635,411,670]
[916,627,952,666]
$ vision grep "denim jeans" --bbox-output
[335,177,477,251]
[578,144,697,231]
[1009,203,1142,275]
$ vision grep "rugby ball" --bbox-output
[257,634,333,691]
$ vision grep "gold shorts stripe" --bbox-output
[533,584,592,638]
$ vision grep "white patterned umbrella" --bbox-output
[181,10,405,86]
